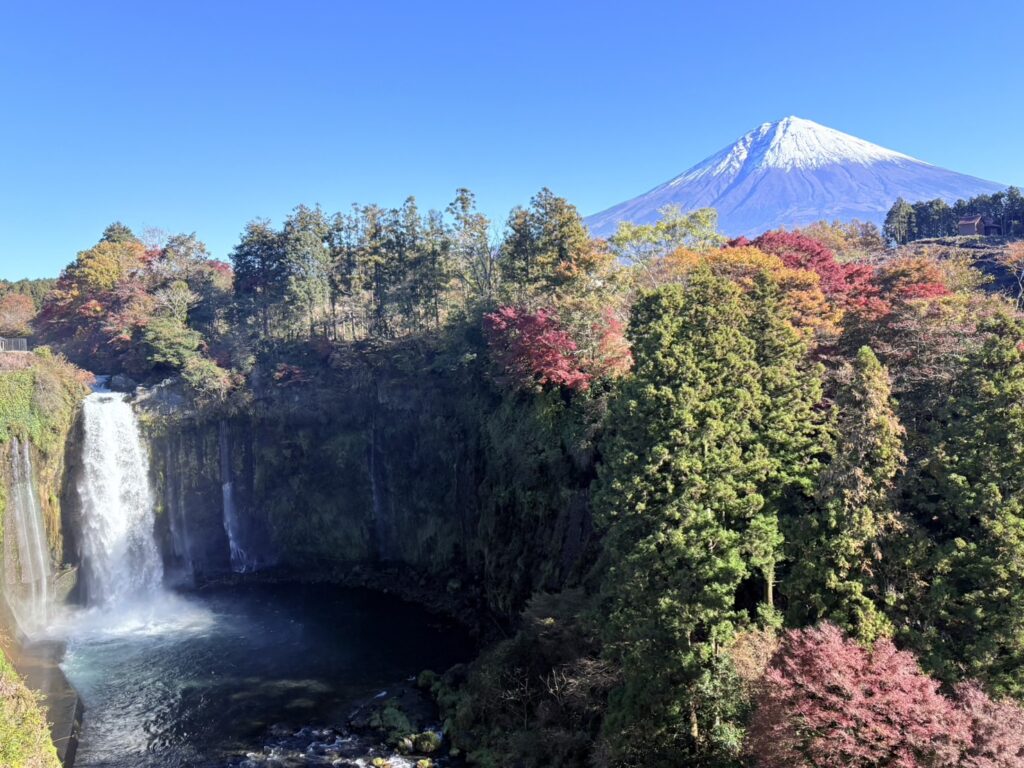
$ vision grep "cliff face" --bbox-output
[0,352,88,616]
[139,355,600,618]
[0,351,89,568]
[0,351,88,767]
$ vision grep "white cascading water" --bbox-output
[77,388,164,606]
[164,442,194,578]
[219,421,253,573]
[4,436,51,633]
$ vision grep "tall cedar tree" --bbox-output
[283,205,332,337]
[786,347,906,643]
[884,197,917,245]
[231,219,289,340]
[745,274,827,616]
[499,189,599,305]
[596,273,760,765]
[913,313,1024,696]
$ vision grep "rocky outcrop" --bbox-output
[107,374,137,393]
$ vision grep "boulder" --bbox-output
[108,374,138,392]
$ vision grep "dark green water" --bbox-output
[59,583,470,767]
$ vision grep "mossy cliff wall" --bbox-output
[0,351,88,569]
[141,351,600,618]
[0,350,87,768]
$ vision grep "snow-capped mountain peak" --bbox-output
[586,117,1007,237]
[674,117,916,186]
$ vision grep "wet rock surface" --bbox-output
[107,374,138,392]
[231,683,460,768]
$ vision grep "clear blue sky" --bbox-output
[1,0,1021,279]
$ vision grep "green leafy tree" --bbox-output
[231,219,289,339]
[608,205,725,284]
[500,188,599,303]
[142,315,202,368]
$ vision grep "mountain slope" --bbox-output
[585,117,1008,237]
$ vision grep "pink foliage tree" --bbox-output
[746,623,970,768]
[483,305,591,391]
[956,681,1024,768]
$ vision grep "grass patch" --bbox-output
[0,648,60,768]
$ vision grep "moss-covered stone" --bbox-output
[412,730,442,753]
[368,699,414,745]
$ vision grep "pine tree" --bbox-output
[231,219,288,339]
[785,347,905,643]
[100,221,137,244]
[884,197,917,245]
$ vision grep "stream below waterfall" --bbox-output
[58,582,470,767]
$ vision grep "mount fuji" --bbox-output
[585,117,1008,238]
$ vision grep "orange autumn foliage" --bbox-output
[664,245,839,342]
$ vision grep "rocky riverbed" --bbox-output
[233,684,459,768]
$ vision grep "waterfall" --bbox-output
[219,421,253,573]
[164,441,194,579]
[4,437,51,633]
[77,389,164,605]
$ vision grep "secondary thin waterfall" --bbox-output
[164,441,194,578]
[219,420,253,573]
[77,389,164,605]
[4,437,51,632]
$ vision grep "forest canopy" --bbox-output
[22,192,1024,767]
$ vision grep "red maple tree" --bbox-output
[590,308,633,379]
[874,255,952,305]
[747,623,970,768]
[0,293,35,336]
[746,230,882,314]
[483,306,591,391]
